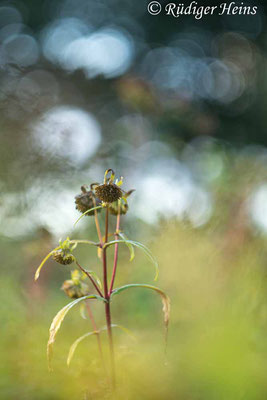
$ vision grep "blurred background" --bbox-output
[1,0,267,398]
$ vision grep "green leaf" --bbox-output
[47,294,106,371]
[79,303,87,320]
[67,324,136,366]
[74,206,103,226]
[34,246,60,281]
[111,284,170,338]
[104,240,159,280]
[118,232,135,262]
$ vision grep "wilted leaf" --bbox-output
[118,232,135,262]
[34,246,60,281]
[79,303,87,320]
[105,239,159,280]
[47,294,106,371]
[111,284,170,340]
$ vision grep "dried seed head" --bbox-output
[109,189,134,215]
[53,250,75,265]
[95,183,122,203]
[61,279,89,299]
[109,202,129,216]
[75,186,101,216]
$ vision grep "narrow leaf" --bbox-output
[34,246,60,281]
[67,324,135,366]
[111,284,170,339]
[118,232,135,262]
[74,206,103,226]
[79,303,87,320]
[47,294,105,371]
[105,240,159,280]
[67,330,98,366]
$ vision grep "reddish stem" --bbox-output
[103,207,116,388]
[76,261,104,298]
[108,206,121,296]
[93,197,103,247]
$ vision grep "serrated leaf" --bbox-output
[74,206,103,226]
[118,232,135,262]
[111,284,170,339]
[34,246,60,281]
[47,294,106,371]
[67,324,135,366]
[105,239,159,280]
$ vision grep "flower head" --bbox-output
[95,169,127,205]
[75,185,101,216]
[109,190,135,216]
[61,270,89,299]
[52,237,75,265]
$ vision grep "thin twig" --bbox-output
[76,261,104,298]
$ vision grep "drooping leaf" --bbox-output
[118,232,135,262]
[67,324,136,366]
[74,206,103,226]
[47,294,106,371]
[67,330,98,366]
[79,303,87,320]
[105,239,159,280]
[34,246,60,281]
[111,284,170,339]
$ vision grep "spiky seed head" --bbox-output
[95,183,122,203]
[53,250,75,265]
[75,187,101,216]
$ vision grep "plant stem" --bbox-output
[75,261,104,298]
[103,207,116,388]
[92,198,103,247]
[85,301,107,379]
[109,204,121,296]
